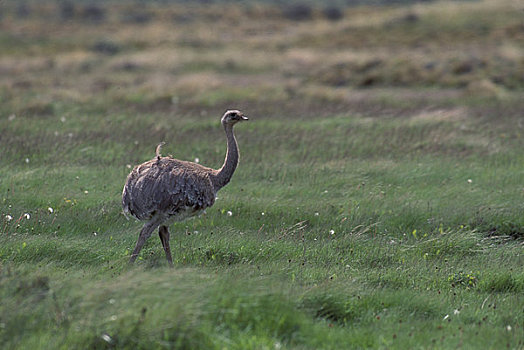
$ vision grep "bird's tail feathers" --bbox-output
[156,142,166,161]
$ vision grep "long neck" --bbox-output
[211,123,239,191]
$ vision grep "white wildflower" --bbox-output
[8,114,16,121]
[84,190,89,194]
[329,230,335,235]
[60,116,66,123]
[5,215,13,221]
[227,211,233,216]
[48,207,54,213]
[194,157,200,163]
[453,309,460,315]
[314,212,319,216]
[467,179,472,183]
[109,298,116,304]
[25,158,30,163]
[110,315,117,321]
[507,325,512,331]
[93,232,97,236]
[126,164,132,169]
[261,212,265,216]
[23,213,30,220]
[443,314,449,320]
[101,334,112,343]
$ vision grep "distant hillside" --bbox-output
[12,0,457,6]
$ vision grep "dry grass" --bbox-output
[1,1,522,108]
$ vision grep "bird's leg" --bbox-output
[129,220,160,264]
[159,225,174,267]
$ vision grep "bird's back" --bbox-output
[122,157,216,221]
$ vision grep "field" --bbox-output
[1,0,523,348]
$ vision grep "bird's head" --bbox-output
[221,110,248,126]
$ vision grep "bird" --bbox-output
[122,110,248,266]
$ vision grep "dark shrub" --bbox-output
[81,4,105,22]
[403,13,419,23]
[115,61,141,72]
[451,57,485,75]
[121,11,153,24]
[60,1,75,20]
[323,6,344,21]
[283,4,312,21]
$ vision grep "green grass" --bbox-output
[2,97,523,348]
[1,1,524,349]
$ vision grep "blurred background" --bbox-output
[1,0,522,128]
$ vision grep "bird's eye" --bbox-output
[230,113,237,118]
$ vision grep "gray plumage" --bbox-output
[122,110,248,265]
[123,158,216,221]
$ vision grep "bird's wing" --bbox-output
[122,158,215,220]
[160,164,216,212]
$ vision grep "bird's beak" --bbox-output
[241,115,249,121]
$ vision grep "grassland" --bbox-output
[1,1,523,349]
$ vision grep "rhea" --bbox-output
[122,110,248,265]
